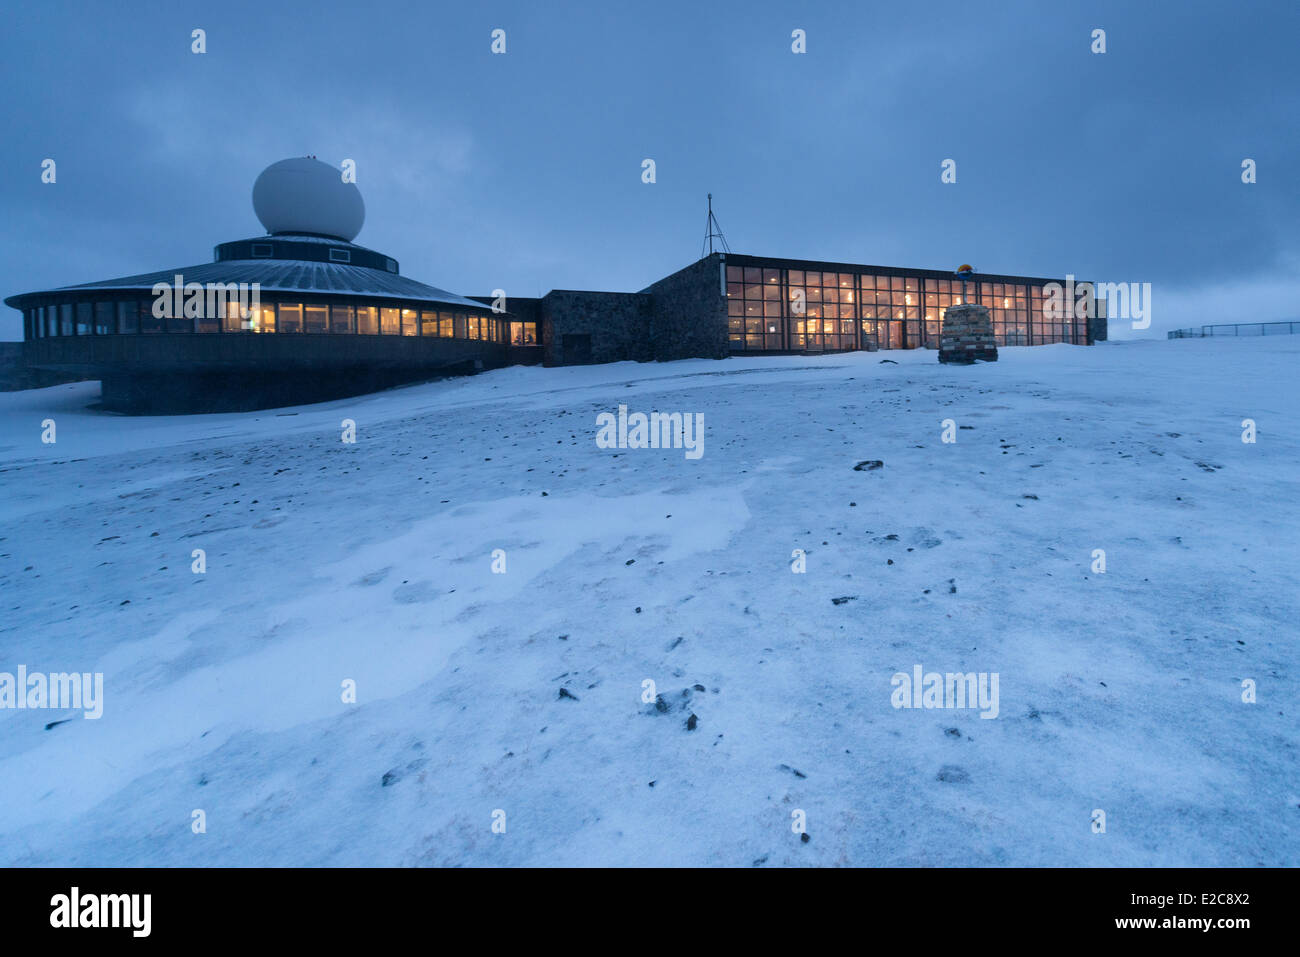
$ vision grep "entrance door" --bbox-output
[803,317,823,353]
[561,333,592,364]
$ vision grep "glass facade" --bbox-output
[725,263,1085,352]
[22,295,505,344]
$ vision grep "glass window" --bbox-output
[116,301,138,334]
[467,315,480,340]
[454,313,467,338]
[249,303,275,333]
[192,292,217,331]
[138,301,163,333]
[524,322,537,344]
[330,304,354,333]
[439,311,454,337]
[303,305,328,333]
[93,301,114,334]
[380,307,399,335]
[726,282,743,299]
[762,268,780,285]
[279,303,302,333]
[421,310,437,336]
[356,305,377,334]
[402,308,418,336]
[59,304,72,336]
[726,265,742,282]
[221,296,245,332]
[75,302,92,335]
[743,267,761,283]
[788,270,804,286]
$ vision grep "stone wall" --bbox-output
[641,254,729,362]
[938,303,999,363]
[538,291,652,366]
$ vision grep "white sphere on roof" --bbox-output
[252,157,365,242]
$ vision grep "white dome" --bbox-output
[252,157,365,242]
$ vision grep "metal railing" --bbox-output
[1168,321,1300,339]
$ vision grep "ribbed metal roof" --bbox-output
[7,258,488,311]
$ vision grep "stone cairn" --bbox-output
[938,303,998,363]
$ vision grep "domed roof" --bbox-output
[252,157,365,242]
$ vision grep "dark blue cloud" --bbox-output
[2,0,1296,339]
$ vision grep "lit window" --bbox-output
[303,305,328,333]
[249,304,276,333]
[221,296,245,332]
[279,303,302,333]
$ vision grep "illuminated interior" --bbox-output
[22,297,509,342]
[726,264,1081,351]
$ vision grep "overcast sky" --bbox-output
[2,0,1296,340]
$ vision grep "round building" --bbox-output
[5,157,517,412]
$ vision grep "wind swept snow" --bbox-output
[0,338,1296,866]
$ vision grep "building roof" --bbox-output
[5,258,489,311]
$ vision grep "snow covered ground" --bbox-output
[0,338,1296,866]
